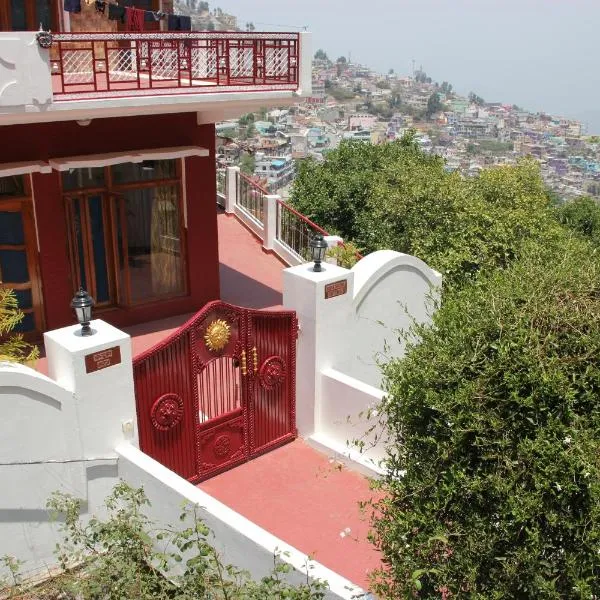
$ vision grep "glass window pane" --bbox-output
[72,201,88,291]
[0,250,29,283]
[13,312,35,333]
[122,186,184,302]
[10,0,27,30]
[88,196,110,303]
[14,289,32,310]
[111,160,176,185]
[36,0,52,30]
[0,212,25,245]
[62,168,105,191]
[0,175,25,198]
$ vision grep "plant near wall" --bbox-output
[1,482,327,599]
[0,289,38,363]
[326,241,361,268]
[370,233,600,599]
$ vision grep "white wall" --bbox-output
[0,320,136,579]
[283,251,441,472]
[117,444,365,600]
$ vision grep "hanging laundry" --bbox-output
[108,3,126,23]
[167,13,180,31]
[144,10,164,22]
[179,15,192,31]
[63,0,81,13]
[125,6,145,32]
[94,0,105,14]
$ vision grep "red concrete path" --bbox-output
[199,439,382,591]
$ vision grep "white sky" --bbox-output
[219,0,600,132]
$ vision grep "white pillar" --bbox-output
[283,263,354,437]
[225,166,239,214]
[263,194,280,251]
[298,32,313,97]
[44,319,138,458]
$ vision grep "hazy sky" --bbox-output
[219,0,600,133]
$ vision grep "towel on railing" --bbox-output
[125,6,145,31]
[63,0,81,13]
[108,3,126,23]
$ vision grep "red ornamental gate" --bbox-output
[133,301,297,483]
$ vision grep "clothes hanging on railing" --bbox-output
[125,6,145,32]
[94,0,106,13]
[64,0,82,13]
[167,14,191,31]
[107,3,126,23]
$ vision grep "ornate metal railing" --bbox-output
[276,199,329,261]
[48,31,300,99]
[236,171,266,224]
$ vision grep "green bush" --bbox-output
[1,482,326,599]
[371,234,600,599]
[555,196,600,246]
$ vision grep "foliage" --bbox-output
[327,86,356,102]
[238,112,255,126]
[314,48,329,61]
[239,152,255,175]
[469,91,485,106]
[291,133,557,288]
[0,288,38,363]
[371,233,600,598]
[555,195,600,245]
[426,92,443,117]
[1,482,327,599]
[326,241,361,268]
[336,56,347,64]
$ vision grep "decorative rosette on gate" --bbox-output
[150,393,184,431]
[258,356,287,390]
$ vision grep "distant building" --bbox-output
[254,152,295,191]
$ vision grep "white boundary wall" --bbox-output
[117,443,366,600]
[283,251,442,472]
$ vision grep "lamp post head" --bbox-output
[309,233,328,272]
[70,288,95,336]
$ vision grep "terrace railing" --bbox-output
[220,166,360,267]
[49,31,300,99]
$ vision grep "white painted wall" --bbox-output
[283,251,441,472]
[117,443,365,600]
[0,32,52,108]
[0,320,136,579]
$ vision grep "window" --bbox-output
[62,160,187,308]
[0,175,25,198]
[0,0,57,31]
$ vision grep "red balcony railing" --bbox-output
[49,31,300,99]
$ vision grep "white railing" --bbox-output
[220,166,343,266]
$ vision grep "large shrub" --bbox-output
[371,234,600,599]
[292,136,557,288]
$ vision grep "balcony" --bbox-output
[0,30,311,125]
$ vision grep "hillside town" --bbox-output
[217,51,600,201]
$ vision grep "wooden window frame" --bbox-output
[62,160,188,310]
[0,174,45,337]
[0,0,59,32]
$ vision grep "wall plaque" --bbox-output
[324,279,348,300]
[85,346,122,374]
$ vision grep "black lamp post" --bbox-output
[309,234,328,272]
[71,288,95,336]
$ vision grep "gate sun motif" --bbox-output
[133,301,297,483]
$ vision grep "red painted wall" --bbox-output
[2,114,219,331]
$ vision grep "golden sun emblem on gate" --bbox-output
[204,319,231,352]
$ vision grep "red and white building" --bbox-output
[0,0,311,337]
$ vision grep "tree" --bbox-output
[0,289,38,363]
[336,56,347,64]
[555,195,600,245]
[291,134,557,288]
[426,92,442,118]
[469,91,485,106]
[371,231,600,598]
[314,48,329,61]
[239,152,255,175]
[245,21,255,31]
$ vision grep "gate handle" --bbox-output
[241,350,247,376]
[252,347,258,373]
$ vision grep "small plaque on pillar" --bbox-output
[324,279,348,299]
[85,346,122,374]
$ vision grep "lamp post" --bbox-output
[71,288,95,336]
[309,233,328,272]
